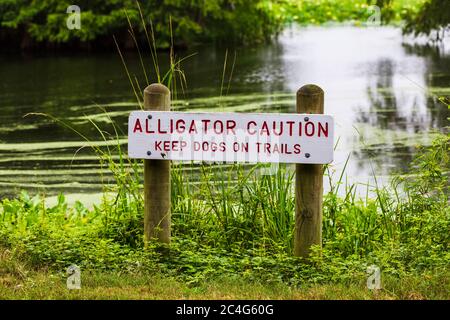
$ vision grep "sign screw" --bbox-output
[161,153,166,159]
[305,153,310,158]
[304,116,309,122]
[147,151,152,156]
[148,115,152,119]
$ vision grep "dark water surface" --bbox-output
[0,26,448,202]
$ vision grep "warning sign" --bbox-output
[128,111,334,164]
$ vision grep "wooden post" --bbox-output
[294,84,324,259]
[143,83,171,244]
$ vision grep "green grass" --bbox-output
[0,134,448,299]
[1,249,448,300]
[0,4,448,299]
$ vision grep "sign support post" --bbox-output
[143,83,171,245]
[133,83,331,255]
[294,84,324,259]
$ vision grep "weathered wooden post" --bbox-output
[143,83,171,244]
[294,84,324,259]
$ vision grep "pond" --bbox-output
[0,25,448,202]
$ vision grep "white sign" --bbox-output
[128,111,334,164]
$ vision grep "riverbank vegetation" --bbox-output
[0,0,448,301]
[1,0,446,51]
[0,132,448,299]
[1,259,448,299]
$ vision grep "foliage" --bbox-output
[0,134,448,286]
[0,0,439,50]
[0,0,283,49]
[1,258,448,299]
[265,0,424,26]
[403,0,450,41]
[372,0,450,40]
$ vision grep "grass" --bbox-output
[0,134,448,300]
[1,249,448,300]
[1,4,448,299]
[1,26,449,291]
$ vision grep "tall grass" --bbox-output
[1,2,448,286]
[0,134,447,280]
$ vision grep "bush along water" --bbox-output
[0,132,448,286]
[0,0,432,51]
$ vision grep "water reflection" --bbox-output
[403,42,450,130]
[350,34,449,178]
[0,26,448,198]
[364,59,397,130]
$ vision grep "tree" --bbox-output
[0,0,284,50]
[403,0,450,42]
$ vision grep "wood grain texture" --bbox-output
[143,83,171,244]
[294,84,324,259]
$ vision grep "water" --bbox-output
[0,26,448,202]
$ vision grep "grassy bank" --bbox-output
[1,252,448,299]
[0,133,448,299]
